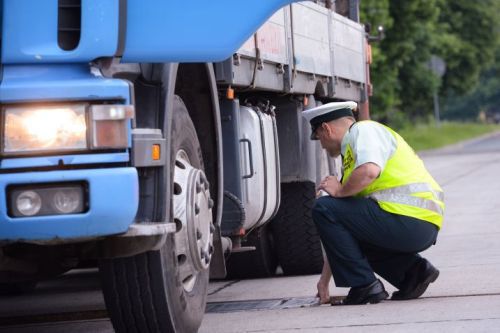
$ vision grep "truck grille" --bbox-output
[58,0,81,51]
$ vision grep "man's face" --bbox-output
[316,123,341,157]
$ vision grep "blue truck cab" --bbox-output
[1,0,135,241]
[0,0,293,240]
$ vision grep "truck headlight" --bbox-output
[4,105,87,154]
[2,104,134,155]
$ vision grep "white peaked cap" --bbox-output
[302,101,357,140]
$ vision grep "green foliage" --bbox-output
[437,0,500,95]
[360,0,500,124]
[398,122,500,151]
[361,0,398,117]
[442,47,500,120]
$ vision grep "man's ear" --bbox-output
[322,122,333,137]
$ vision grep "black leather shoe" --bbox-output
[392,258,439,300]
[342,279,389,305]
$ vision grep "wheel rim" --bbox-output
[173,150,214,293]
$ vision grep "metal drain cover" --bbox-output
[206,297,320,313]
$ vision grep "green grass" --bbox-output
[397,122,500,151]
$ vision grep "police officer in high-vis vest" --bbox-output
[302,101,444,305]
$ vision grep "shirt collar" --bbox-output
[341,122,356,155]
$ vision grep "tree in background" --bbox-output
[389,1,440,121]
[360,0,500,126]
[360,0,396,123]
[443,48,500,120]
[439,1,500,120]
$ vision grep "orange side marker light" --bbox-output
[152,144,161,160]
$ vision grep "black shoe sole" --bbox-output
[336,291,389,306]
[367,290,390,304]
[392,269,440,300]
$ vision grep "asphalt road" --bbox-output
[1,131,500,332]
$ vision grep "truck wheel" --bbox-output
[100,96,214,333]
[225,225,278,279]
[271,182,323,275]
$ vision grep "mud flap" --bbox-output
[209,224,227,279]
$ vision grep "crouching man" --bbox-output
[303,102,444,305]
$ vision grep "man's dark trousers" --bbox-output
[312,196,438,288]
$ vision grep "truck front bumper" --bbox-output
[0,168,138,243]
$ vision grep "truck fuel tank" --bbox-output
[220,99,281,236]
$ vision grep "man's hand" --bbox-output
[318,163,381,198]
[318,176,341,197]
[316,259,333,304]
[316,280,331,304]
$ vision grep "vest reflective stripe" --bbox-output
[369,182,444,202]
[369,192,444,216]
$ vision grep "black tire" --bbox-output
[100,96,211,333]
[270,181,323,275]
[225,225,278,279]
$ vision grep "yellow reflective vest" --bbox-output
[342,122,444,229]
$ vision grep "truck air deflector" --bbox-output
[121,0,300,62]
[0,168,138,241]
[2,0,119,63]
